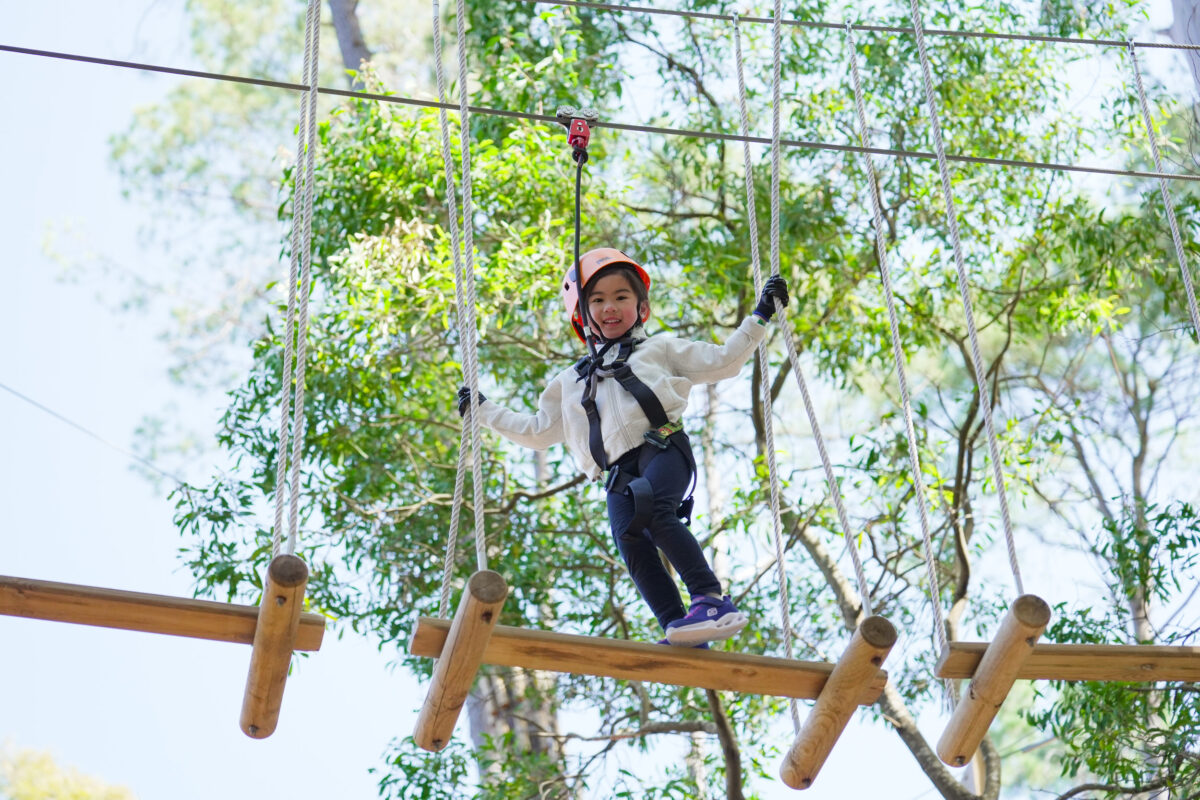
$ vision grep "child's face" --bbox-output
[586,271,647,340]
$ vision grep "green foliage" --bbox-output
[1100,501,1200,608]
[145,1,1200,798]
[1022,503,1200,795]
[375,738,472,799]
[0,748,135,800]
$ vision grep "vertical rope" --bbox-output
[906,0,1024,595]
[451,0,488,573]
[734,13,799,733]
[845,23,954,698]
[433,0,467,616]
[775,323,875,618]
[769,0,782,285]
[1126,41,1200,337]
[286,0,322,556]
[271,0,322,559]
[433,0,488,613]
[741,5,875,706]
[759,3,875,621]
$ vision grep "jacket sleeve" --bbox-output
[666,316,768,384]
[476,375,566,450]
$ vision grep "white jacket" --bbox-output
[477,316,768,479]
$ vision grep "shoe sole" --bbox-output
[664,612,748,646]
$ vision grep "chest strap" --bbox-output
[575,337,669,470]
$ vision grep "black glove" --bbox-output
[753,275,790,321]
[457,386,486,417]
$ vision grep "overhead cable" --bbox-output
[3,43,1199,185]
[0,380,185,486]
[512,0,1200,51]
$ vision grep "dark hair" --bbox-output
[583,264,649,308]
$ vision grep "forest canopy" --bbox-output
[108,1,1200,798]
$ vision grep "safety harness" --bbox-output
[556,107,695,535]
[574,335,696,535]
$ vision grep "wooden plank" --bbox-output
[0,575,325,651]
[414,571,508,752]
[241,555,310,739]
[937,641,1200,682]
[411,617,887,704]
[780,616,898,789]
[937,595,1050,767]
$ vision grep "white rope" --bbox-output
[433,0,467,615]
[733,12,799,734]
[441,428,471,617]
[271,0,321,559]
[907,0,1024,595]
[736,6,875,721]
[1126,42,1200,337]
[757,3,875,621]
[844,23,955,699]
[451,0,488,574]
[775,323,875,619]
[432,0,488,613]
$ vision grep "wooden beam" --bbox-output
[779,616,897,790]
[937,595,1051,767]
[0,575,325,651]
[411,618,888,704]
[414,570,509,752]
[240,555,309,739]
[938,641,1200,682]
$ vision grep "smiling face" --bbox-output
[585,268,650,341]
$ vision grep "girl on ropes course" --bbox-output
[456,247,789,648]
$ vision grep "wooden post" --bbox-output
[937,594,1051,766]
[240,554,309,739]
[779,616,897,790]
[413,570,508,752]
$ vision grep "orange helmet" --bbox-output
[561,247,652,342]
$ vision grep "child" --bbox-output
[457,247,788,646]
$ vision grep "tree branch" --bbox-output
[1053,776,1169,800]
[706,690,745,800]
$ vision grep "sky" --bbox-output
[0,3,416,797]
[0,1,1192,799]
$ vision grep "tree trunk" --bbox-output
[1165,0,1200,102]
[327,0,372,85]
[467,668,570,795]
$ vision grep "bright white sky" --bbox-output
[0,1,1190,799]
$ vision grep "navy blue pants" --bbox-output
[606,436,723,630]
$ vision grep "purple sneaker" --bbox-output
[656,637,710,650]
[664,595,748,646]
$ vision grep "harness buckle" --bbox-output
[642,420,683,450]
[643,429,670,450]
[605,465,624,492]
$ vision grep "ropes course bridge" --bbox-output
[1,0,1197,789]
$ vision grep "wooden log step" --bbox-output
[937,595,1050,767]
[414,571,509,752]
[937,641,1200,682]
[411,617,887,703]
[0,575,326,651]
[780,616,898,789]
[240,555,311,739]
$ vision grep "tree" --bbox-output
[0,748,135,800]
[114,0,1199,798]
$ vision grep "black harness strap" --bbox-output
[576,339,619,471]
[577,335,696,534]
